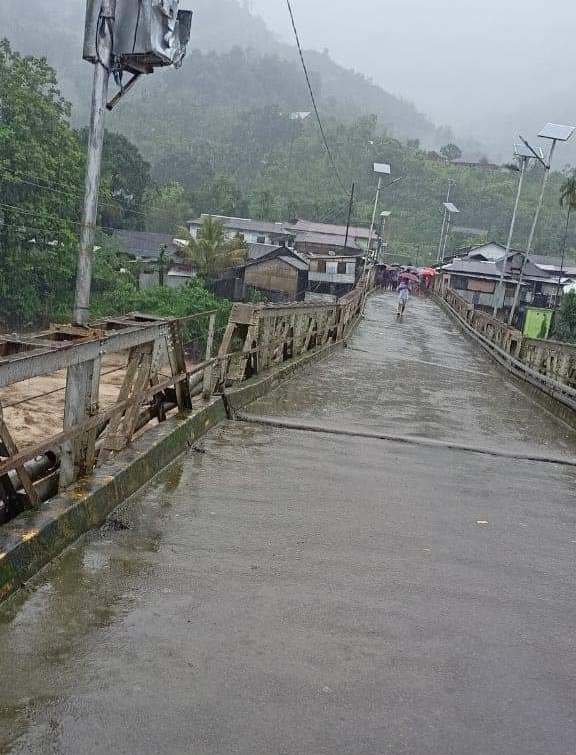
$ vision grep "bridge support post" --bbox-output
[202,314,217,399]
[60,358,100,489]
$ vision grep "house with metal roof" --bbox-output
[241,247,309,302]
[285,220,370,257]
[188,215,290,246]
[440,248,566,312]
[112,230,177,261]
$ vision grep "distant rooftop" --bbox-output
[287,219,370,239]
[190,215,288,236]
[112,230,176,259]
[294,231,364,254]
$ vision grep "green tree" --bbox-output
[78,129,151,230]
[440,144,462,161]
[0,39,84,326]
[553,292,576,342]
[558,171,576,276]
[193,176,249,218]
[176,216,247,276]
[144,182,189,235]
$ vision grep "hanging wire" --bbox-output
[284,0,347,195]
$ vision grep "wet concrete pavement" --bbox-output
[2,293,576,754]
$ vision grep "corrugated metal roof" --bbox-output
[247,243,278,260]
[294,232,364,255]
[279,255,308,271]
[112,230,175,259]
[443,257,555,283]
[287,219,370,238]
[190,215,287,236]
[530,254,576,269]
[244,248,309,271]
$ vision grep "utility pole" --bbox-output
[75,0,192,326]
[508,125,576,326]
[437,180,453,263]
[159,244,167,287]
[508,142,557,326]
[367,176,383,259]
[344,182,355,251]
[493,152,531,317]
[74,0,117,326]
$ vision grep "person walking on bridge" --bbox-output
[397,280,410,319]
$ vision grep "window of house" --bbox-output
[256,235,266,244]
[337,261,347,274]
[451,275,469,291]
[316,260,327,273]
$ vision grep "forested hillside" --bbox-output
[1,0,575,329]
[0,0,445,145]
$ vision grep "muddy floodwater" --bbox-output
[2,294,575,755]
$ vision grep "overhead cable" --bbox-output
[284,0,347,194]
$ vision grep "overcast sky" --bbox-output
[247,0,576,153]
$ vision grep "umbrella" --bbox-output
[399,272,419,282]
[420,267,437,277]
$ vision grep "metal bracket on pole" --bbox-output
[106,73,142,111]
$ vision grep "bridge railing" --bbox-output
[213,283,365,388]
[521,338,576,389]
[0,278,369,522]
[433,280,576,409]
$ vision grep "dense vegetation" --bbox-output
[0,42,228,328]
[0,0,445,146]
[2,0,576,330]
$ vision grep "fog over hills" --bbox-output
[249,0,576,162]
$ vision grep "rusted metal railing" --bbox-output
[0,278,369,524]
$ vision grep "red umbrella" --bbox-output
[399,272,419,282]
[420,267,437,277]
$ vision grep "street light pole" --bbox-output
[439,201,460,262]
[437,180,453,263]
[74,0,116,326]
[344,182,356,251]
[493,152,531,317]
[367,176,383,258]
[508,141,557,326]
[442,208,454,261]
[508,123,576,326]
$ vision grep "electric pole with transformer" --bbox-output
[75,0,192,326]
[60,1,191,487]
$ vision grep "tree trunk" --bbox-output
[557,206,572,309]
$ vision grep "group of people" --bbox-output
[377,266,436,319]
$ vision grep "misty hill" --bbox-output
[0,0,447,149]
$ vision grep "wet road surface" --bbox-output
[1,293,576,754]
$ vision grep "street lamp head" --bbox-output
[373,162,391,175]
[444,202,460,214]
[538,123,576,142]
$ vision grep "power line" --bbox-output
[284,0,347,194]
[0,202,121,235]
[1,170,169,221]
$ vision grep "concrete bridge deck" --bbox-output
[2,294,576,754]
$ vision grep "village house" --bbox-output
[241,247,309,302]
[286,219,370,256]
[440,242,572,312]
[307,254,360,301]
[112,230,179,289]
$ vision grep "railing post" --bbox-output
[60,358,99,489]
[168,322,192,411]
[202,314,217,400]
